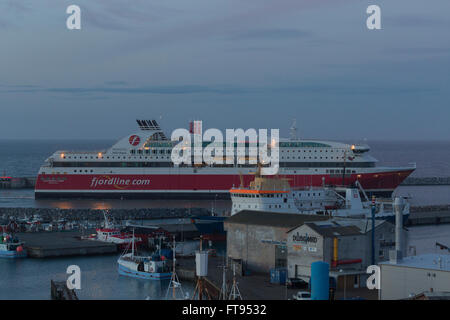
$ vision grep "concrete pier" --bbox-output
[50,280,78,300]
[19,231,118,258]
[0,177,36,189]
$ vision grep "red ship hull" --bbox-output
[35,168,414,199]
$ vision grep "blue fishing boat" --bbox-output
[117,231,171,280]
[0,233,27,258]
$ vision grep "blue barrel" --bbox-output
[310,261,329,300]
[270,268,278,284]
[270,268,287,284]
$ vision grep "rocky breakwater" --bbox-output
[0,207,211,223]
[410,204,450,213]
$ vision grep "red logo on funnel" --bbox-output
[129,135,140,146]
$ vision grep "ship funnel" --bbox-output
[389,197,405,264]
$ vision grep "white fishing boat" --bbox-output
[117,231,172,280]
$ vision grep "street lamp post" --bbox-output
[339,269,346,300]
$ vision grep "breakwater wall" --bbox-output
[410,204,450,213]
[0,207,210,222]
[0,177,36,189]
[402,177,450,186]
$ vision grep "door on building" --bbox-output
[353,275,360,288]
[275,245,287,268]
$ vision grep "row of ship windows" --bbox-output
[143,142,333,148]
[282,156,343,160]
[51,162,371,168]
[45,169,356,175]
[65,155,348,161]
[234,204,292,209]
[234,192,323,198]
[234,203,323,210]
[129,149,348,155]
[63,155,171,160]
[63,148,352,159]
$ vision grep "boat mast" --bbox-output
[166,235,185,300]
[131,228,135,257]
[228,263,243,300]
[172,236,176,299]
[342,150,347,186]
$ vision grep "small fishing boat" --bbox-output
[117,231,172,280]
[0,233,27,258]
[88,211,143,249]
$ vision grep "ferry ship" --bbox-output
[35,120,415,199]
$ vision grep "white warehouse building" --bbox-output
[379,253,450,300]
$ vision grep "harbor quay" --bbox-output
[177,248,378,300]
[2,203,450,300]
[18,231,118,258]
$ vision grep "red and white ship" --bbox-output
[35,120,415,199]
[87,211,143,249]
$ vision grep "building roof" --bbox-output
[224,210,330,228]
[287,217,389,236]
[304,222,362,237]
[380,253,450,271]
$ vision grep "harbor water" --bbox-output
[0,139,449,300]
[0,254,195,300]
[0,224,448,300]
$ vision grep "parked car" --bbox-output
[287,278,308,289]
[292,291,311,300]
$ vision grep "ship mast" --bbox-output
[290,119,297,140]
[131,228,135,257]
[166,236,185,300]
[228,263,242,300]
[342,150,347,186]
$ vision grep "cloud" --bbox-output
[385,47,450,56]
[385,16,450,28]
[0,83,438,97]
[81,1,182,31]
[104,81,129,86]
[230,29,312,41]
[0,84,247,95]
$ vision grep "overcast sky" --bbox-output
[0,0,449,140]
